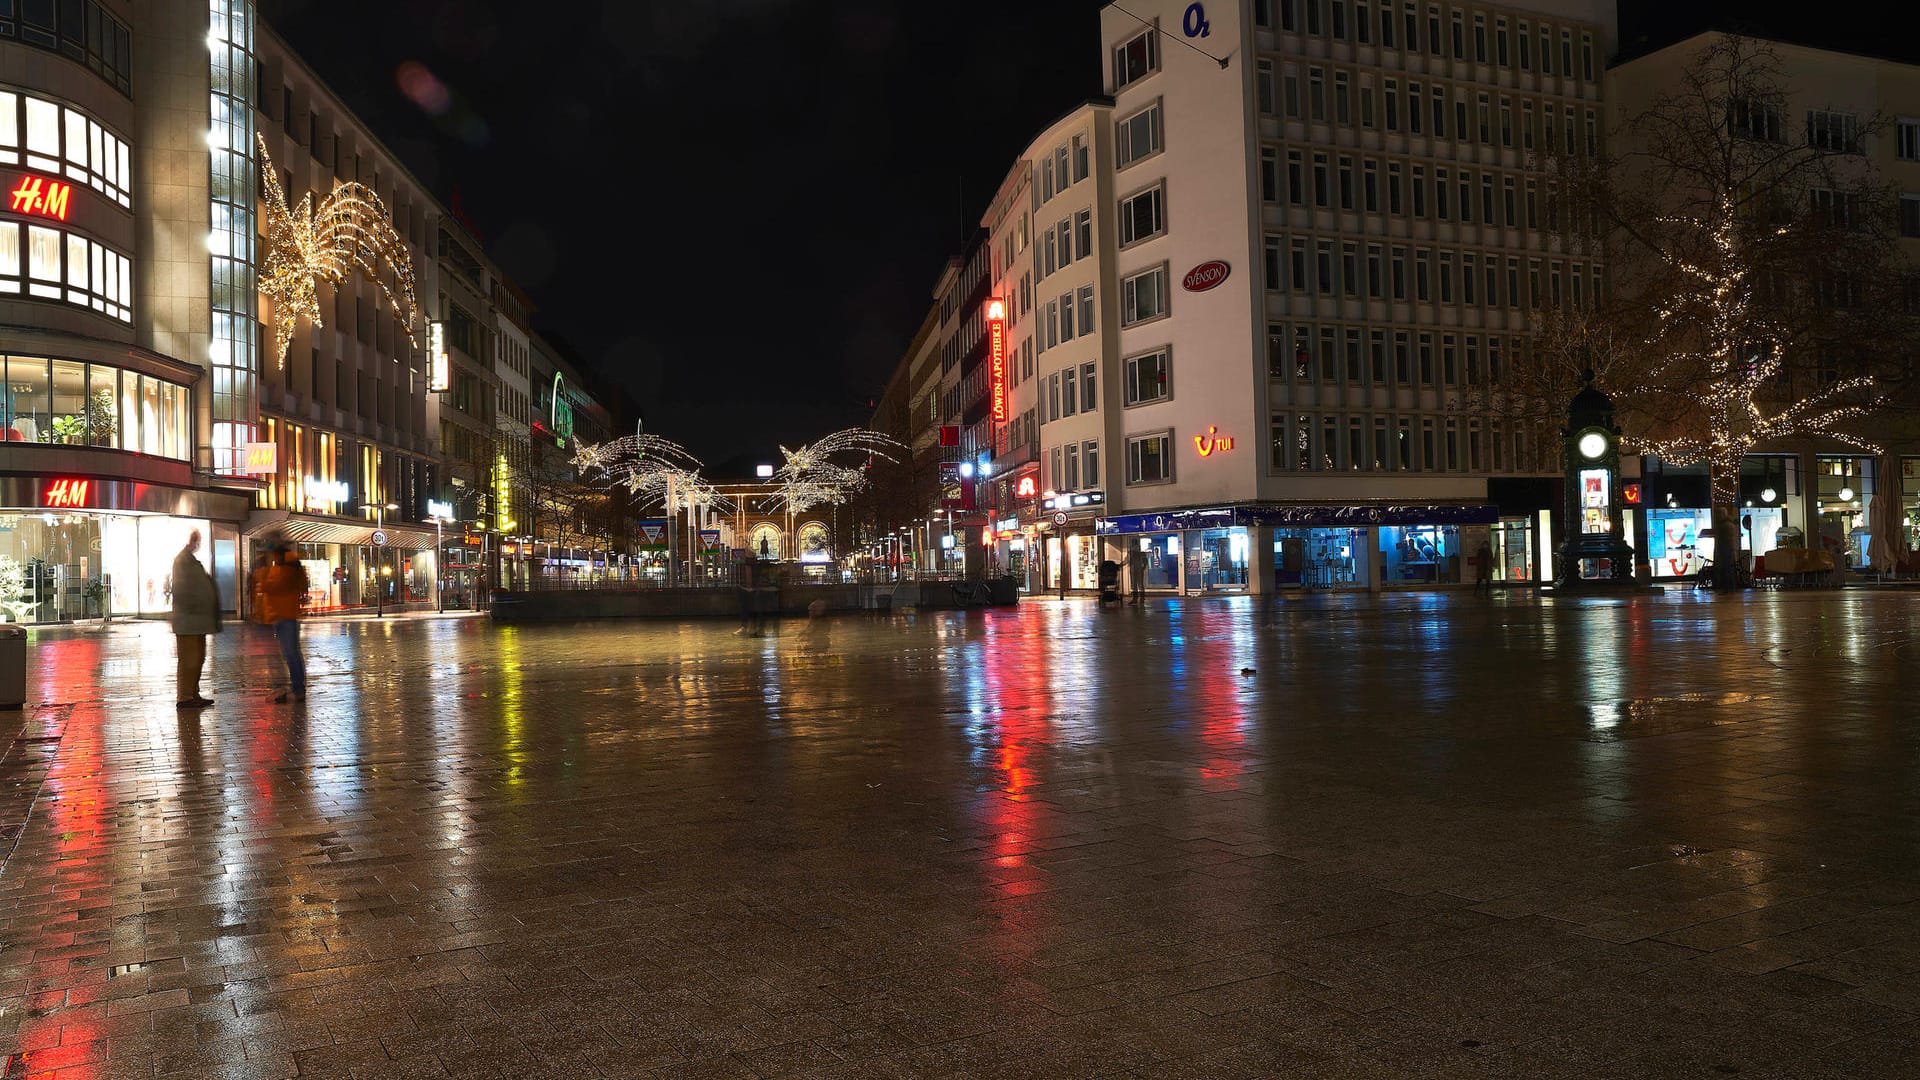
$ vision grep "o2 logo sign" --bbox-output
[1183,2,1211,38]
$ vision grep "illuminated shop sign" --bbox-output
[242,441,278,474]
[305,477,350,506]
[428,320,450,393]
[1193,425,1235,457]
[42,478,90,508]
[1015,476,1037,499]
[427,500,454,521]
[1042,491,1105,510]
[8,174,73,222]
[987,298,1007,423]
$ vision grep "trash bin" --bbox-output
[0,624,25,710]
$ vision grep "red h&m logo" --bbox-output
[9,174,73,221]
[43,479,90,508]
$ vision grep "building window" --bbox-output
[1124,347,1171,406]
[1900,119,1920,161]
[1121,264,1169,325]
[1119,183,1166,247]
[0,220,132,321]
[1127,431,1174,484]
[1807,110,1862,154]
[1260,146,1280,202]
[1900,195,1920,238]
[1113,28,1158,90]
[1071,134,1089,181]
[1257,60,1276,115]
[1116,101,1164,168]
[1074,208,1092,259]
[0,1,133,97]
[1082,440,1101,488]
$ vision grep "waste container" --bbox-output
[1,624,25,710]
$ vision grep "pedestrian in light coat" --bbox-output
[169,530,221,708]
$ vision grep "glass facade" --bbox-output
[1,511,210,622]
[1379,523,1462,584]
[1,355,190,457]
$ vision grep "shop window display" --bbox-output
[0,511,209,622]
[1,355,188,456]
[1186,528,1249,590]
[1379,523,1460,583]
[1492,517,1534,581]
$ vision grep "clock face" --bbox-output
[1577,431,1609,461]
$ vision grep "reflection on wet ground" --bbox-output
[3,591,1920,1078]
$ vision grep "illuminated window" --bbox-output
[1127,431,1173,484]
[1124,347,1171,406]
[0,88,134,207]
[1113,28,1159,90]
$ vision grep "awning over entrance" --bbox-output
[244,510,437,549]
[1098,502,1502,535]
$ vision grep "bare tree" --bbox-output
[1539,36,1920,584]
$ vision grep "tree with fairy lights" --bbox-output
[1536,36,1920,587]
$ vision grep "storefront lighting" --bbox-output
[958,462,975,479]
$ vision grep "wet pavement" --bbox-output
[2,591,1919,1079]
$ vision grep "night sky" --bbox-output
[259,0,1886,468]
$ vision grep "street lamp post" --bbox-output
[374,502,399,617]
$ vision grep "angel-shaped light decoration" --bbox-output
[257,133,421,368]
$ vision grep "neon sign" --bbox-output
[1193,426,1235,457]
[986,298,1007,424]
[9,174,72,222]
[1016,476,1037,499]
[304,477,350,506]
[43,478,90,508]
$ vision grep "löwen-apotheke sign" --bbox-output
[1181,260,1230,292]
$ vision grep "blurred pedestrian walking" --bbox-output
[251,534,310,703]
[170,529,221,708]
[1127,544,1148,606]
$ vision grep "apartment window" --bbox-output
[1314,153,1331,207]
[1342,243,1358,296]
[1063,365,1078,415]
[1121,265,1170,324]
[1412,166,1426,217]
[1408,81,1423,134]
[1307,0,1323,34]
[1308,67,1327,121]
[1335,71,1351,125]
[1441,335,1456,383]
[1458,170,1472,222]
[1581,33,1594,81]
[1427,4,1440,54]
[1264,234,1283,290]
[1059,290,1076,341]
[1414,249,1430,301]
[1381,3,1396,47]
[1539,25,1552,73]
[1258,60,1277,114]
[1507,258,1520,307]
[1048,373,1061,421]
[1361,80,1375,127]
[1078,286,1094,335]
[1261,147,1280,202]
[1345,329,1363,383]
[1119,184,1166,246]
[1902,195,1920,239]
[1384,79,1399,130]
[1366,244,1384,297]
[1523,100,1535,150]
[1417,333,1433,384]
[1072,134,1090,181]
[1431,86,1446,137]
[1469,13,1483,61]
[1114,28,1159,89]
[1363,159,1379,211]
[1434,167,1449,219]
[1125,347,1171,405]
[1064,443,1079,491]
[1075,209,1092,258]
[1810,188,1860,229]
[1462,254,1477,304]
[1370,331,1388,382]
[1331,0,1347,38]
[1357,1,1372,43]
[1255,0,1275,27]
[1390,245,1407,299]
[1807,110,1862,154]
[1438,251,1453,303]
[1339,156,1355,210]
[1287,150,1306,205]
[1500,98,1513,146]
[1518,22,1531,69]
[1900,119,1920,161]
[1285,70,1302,117]
[1116,101,1163,168]
[1503,176,1517,226]
[1394,332,1410,383]
[1388,162,1403,214]
[1561,29,1573,78]
[1291,240,1308,292]
[1083,440,1101,487]
[1127,432,1174,484]
[1477,92,1491,143]
[1482,173,1495,223]
[1042,229,1057,277]
[1317,241,1334,293]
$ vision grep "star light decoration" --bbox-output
[256,134,421,369]
[1631,194,1880,506]
[571,433,729,514]
[762,428,904,517]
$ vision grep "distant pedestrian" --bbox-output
[169,530,221,708]
[1127,545,1148,605]
[250,536,310,703]
[1474,541,1494,595]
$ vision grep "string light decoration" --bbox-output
[256,134,421,369]
[1627,193,1882,508]
[571,432,727,513]
[761,428,904,518]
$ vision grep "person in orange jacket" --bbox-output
[250,535,310,703]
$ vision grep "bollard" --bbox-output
[0,624,26,710]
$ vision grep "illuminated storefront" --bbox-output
[0,477,245,622]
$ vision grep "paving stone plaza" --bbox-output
[3,594,1919,1078]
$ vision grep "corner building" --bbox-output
[1033,0,1617,593]
[1,1,510,623]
